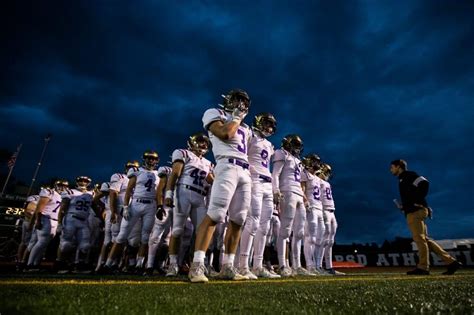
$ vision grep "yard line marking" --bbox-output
[1,274,470,286]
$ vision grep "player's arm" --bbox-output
[122,176,137,220]
[57,198,70,225]
[31,197,49,230]
[109,190,119,223]
[124,176,137,207]
[208,120,241,141]
[164,162,184,207]
[205,172,214,185]
[272,160,284,204]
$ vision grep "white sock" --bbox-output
[193,250,205,264]
[169,255,178,265]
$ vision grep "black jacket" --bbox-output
[398,170,429,214]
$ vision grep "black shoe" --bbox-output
[442,261,462,275]
[143,268,154,276]
[407,268,430,275]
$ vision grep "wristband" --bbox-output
[165,190,174,200]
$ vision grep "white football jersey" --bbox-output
[320,179,335,210]
[157,166,172,178]
[62,188,94,219]
[172,149,213,190]
[100,182,110,211]
[127,166,159,199]
[109,173,129,206]
[300,169,323,210]
[202,108,251,162]
[38,188,62,219]
[26,195,40,204]
[272,148,303,195]
[248,131,274,178]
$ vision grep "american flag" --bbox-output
[7,144,22,170]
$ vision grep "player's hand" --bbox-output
[122,206,130,221]
[232,106,247,122]
[273,192,283,204]
[110,212,117,224]
[156,205,166,220]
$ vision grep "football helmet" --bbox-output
[143,150,159,170]
[302,153,321,173]
[54,180,69,193]
[253,112,277,137]
[76,176,92,190]
[282,134,304,156]
[318,163,332,180]
[188,132,211,156]
[125,160,140,171]
[221,89,251,113]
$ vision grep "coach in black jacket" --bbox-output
[390,159,461,275]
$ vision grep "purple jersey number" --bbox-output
[260,149,269,168]
[236,128,247,154]
[325,187,333,200]
[294,166,301,182]
[190,168,207,187]
[312,186,321,201]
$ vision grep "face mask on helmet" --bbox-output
[76,176,91,190]
[188,133,211,156]
[302,154,321,173]
[253,113,277,137]
[221,89,251,113]
[125,160,140,172]
[282,135,304,156]
[143,151,159,170]
[54,180,69,193]
[319,163,332,180]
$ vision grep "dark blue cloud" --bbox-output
[1,0,473,243]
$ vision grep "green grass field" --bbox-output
[1,269,473,314]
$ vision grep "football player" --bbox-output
[26,180,68,269]
[104,151,160,271]
[145,164,172,275]
[164,132,214,277]
[272,134,311,276]
[317,163,344,275]
[238,113,280,279]
[95,161,139,271]
[56,176,99,272]
[300,154,325,275]
[189,89,252,283]
[16,193,40,270]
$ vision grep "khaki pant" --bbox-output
[406,208,455,270]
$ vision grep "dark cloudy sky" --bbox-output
[1,1,473,244]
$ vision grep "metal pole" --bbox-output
[26,135,52,197]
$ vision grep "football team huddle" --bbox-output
[16,89,344,282]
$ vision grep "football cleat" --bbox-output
[292,267,314,276]
[165,263,179,277]
[279,266,293,277]
[442,261,462,275]
[188,262,209,283]
[326,268,346,276]
[217,264,249,281]
[239,267,258,280]
[252,267,281,279]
